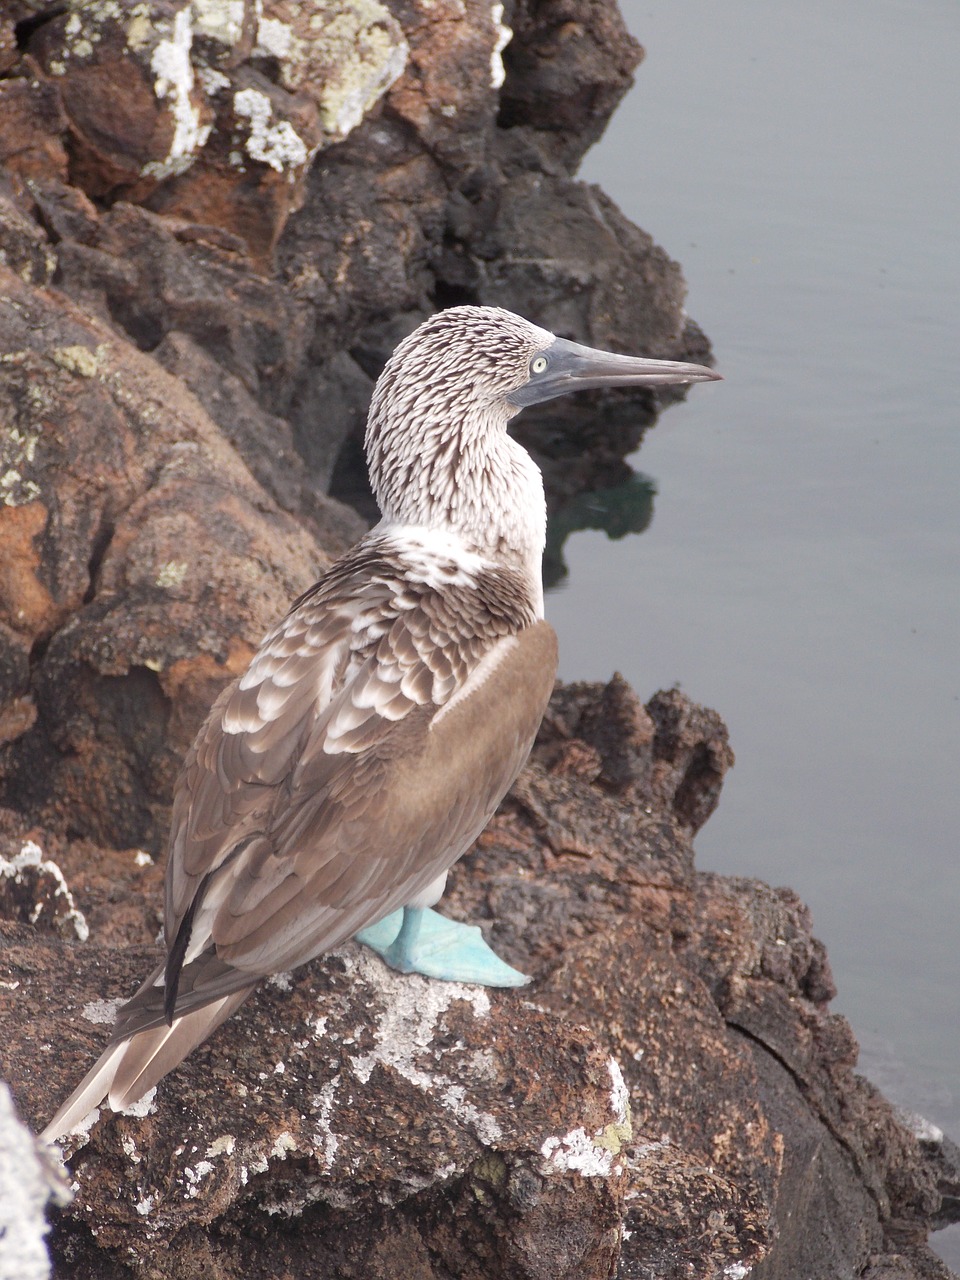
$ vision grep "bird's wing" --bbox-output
[162,542,557,1001]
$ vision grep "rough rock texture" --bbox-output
[0,2,956,1278]
[0,261,348,847]
[1,0,701,847]
[1,681,955,1279]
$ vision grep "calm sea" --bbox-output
[548,0,960,1263]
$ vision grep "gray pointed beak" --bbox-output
[507,335,722,408]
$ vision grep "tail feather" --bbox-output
[39,1041,129,1144]
[109,987,253,1110]
[41,984,256,1143]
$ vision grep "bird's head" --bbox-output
[365,306,720,554]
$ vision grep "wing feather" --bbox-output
[161,536,556,1009]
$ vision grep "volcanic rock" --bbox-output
[0,2,954,1277]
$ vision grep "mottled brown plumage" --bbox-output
[42,306,719,1141]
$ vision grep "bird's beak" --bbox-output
[507,335,722,408]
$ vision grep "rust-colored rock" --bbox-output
[20,0,411,258]
[0,3,954,1276]
[0,75,68,184]
[0,263,352,848]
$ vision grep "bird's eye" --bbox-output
[531,356,548,374]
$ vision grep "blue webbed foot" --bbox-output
[354,906,529,987]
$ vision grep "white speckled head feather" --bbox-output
[365,306,554,590]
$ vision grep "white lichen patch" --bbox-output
[256,1,407,142]
[438,1084,502,1145]
[490,3,512,90]
[539,1057,633,1179]
[233,87,308,173]
[182,1158,215,1198]
[133,850,154,867]
[155,559,189,589]
[121,1134,142,1164]
[608,1056,631,1135]
[67,1106,102,1144]
[270,1130,297,1160]
[52,343,103,377]
[198,64,231,96]
[267,971,292,991]
[468,1046,498,1081]
[0,468,41,507]
[83,998,125,1025]
[312,6,408,139]
[205,1133,236,1158]
[1,423,43,507]
[142,9,212,180]
[255,16,293,59]
[118,1087,157,1119]
[60,7,96,61]
[193,0,246,45]
[5,426,39,465]
[310,1075,341,1170]
[0,840,89,941]
[723,1266,751,1280]
[125,4,155,53]
[540,1127,616,1178]
[344,952,500,1151]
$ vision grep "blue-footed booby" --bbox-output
[42,306,720,1142]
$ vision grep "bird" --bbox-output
[41,305,720,1142]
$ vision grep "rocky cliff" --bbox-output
[0,2,955,1277]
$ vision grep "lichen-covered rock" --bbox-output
[0,262,355,848]
[0,836,90,943]
[0,683,953,1279]
[19,0,409,255]
[5,928,629,1279]
[0,3,953,1276]
[27,2,219,195]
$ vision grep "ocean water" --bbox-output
[547,0,960,1263]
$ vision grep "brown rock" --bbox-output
[499,0,644,168]
[6,928,627,1279]
[468,174,693,361]
[27,3,213,199]
[0,500,61,643]
[0,262,349,848]
[0,175,59,286]
[385,0,501,166]
[17,0,412,260]
[0,4,949,1276]
[0,75,68,184]
[0,682,951,1279]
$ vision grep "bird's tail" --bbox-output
[41,975,255,1143]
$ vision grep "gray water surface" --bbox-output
[548,0,959,1258]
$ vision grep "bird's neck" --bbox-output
[367,408,547,616]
